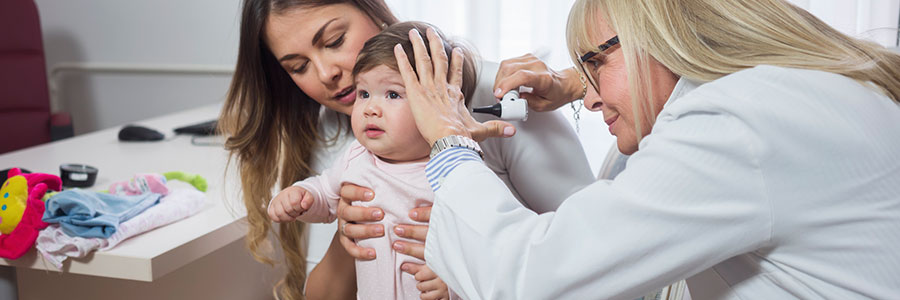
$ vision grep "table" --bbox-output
[0,103,281,299]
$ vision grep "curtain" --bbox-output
[787,0,900,47]
[386,0,899,67]
[385,0,577,69]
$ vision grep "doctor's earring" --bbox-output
[570,68,588,132]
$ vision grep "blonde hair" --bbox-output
[567,0,900,140]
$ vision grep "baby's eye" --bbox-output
[358,90,370,99]
[387,91,401,99]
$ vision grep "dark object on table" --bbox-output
[0,167,31,184]
[59,164,98,188]
[118,125,164,141]
[174,120,218,136]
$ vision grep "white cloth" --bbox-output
[304,61,596,272]
[36,189,207,268]
[424,65,900,299]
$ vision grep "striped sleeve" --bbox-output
[426,147,484,191]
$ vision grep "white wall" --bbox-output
[35,0,242,134]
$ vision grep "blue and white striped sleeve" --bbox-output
[426,147,484,191]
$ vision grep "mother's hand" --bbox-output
[337,183,385,260]
[393,205,432,260]
[395,27,516,145]
[493,53,585,112]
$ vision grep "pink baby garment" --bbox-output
[292,140,436,300]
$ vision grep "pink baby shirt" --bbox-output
[292,140,433,300]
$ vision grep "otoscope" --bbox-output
[473,90,528,121]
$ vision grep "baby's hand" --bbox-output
[267,186,313,222]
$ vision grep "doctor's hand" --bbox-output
[493,53,585,112]
[396,27,516,145]
[337,183,384,260]
[267,186,312,222]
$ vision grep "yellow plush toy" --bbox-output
[0,168,61,259]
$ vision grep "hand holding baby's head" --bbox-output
[350,21,478,163]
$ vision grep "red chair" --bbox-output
[0,0,72,155]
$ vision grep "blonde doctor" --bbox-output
[393,0,900,299]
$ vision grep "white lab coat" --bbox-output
[424,65,900,299]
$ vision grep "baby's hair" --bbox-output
[352,21,479,107]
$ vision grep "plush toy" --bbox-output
[0,168,62,259]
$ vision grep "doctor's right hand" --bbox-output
[267,186,313,223]
[493,53,585,112]
[337,183,384,260]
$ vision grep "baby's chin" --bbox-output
[369,147,430,163]
[376,152,429,164]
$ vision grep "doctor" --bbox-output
[396,0,900,299]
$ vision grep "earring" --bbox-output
[570,100,582,132]
[380,22,388,29]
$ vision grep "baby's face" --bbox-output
[351,65,430,163]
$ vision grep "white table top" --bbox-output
[0,103,249,282]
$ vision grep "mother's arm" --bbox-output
[475,60,595,213]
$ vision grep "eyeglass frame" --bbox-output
[576,35,619,95]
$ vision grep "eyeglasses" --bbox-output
[576,35,619,95]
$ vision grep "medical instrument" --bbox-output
[473,90,528,121]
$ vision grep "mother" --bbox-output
[401,0,900,299]
[217,0,596,299]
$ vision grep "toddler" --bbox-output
[267,21,476,300]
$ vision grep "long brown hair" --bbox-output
[217,0,397,299]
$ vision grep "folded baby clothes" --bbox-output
[36,189,206,268]
[108,173,169,196]
[42,189,162,238]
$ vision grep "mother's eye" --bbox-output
[326,33,345,48]
[291,61,309,74]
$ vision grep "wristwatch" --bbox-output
[429,135,484,159]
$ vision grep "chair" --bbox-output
[0,0,72,155]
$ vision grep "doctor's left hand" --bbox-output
[396,27,516,145]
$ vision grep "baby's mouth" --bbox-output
[365,124,385,137]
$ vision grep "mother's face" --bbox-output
[265,3,382,115]
[581,13,678,155]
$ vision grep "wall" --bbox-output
[34,0,241,134]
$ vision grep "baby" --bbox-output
[267,21,477,300]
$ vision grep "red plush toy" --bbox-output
[0,168,61,259]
